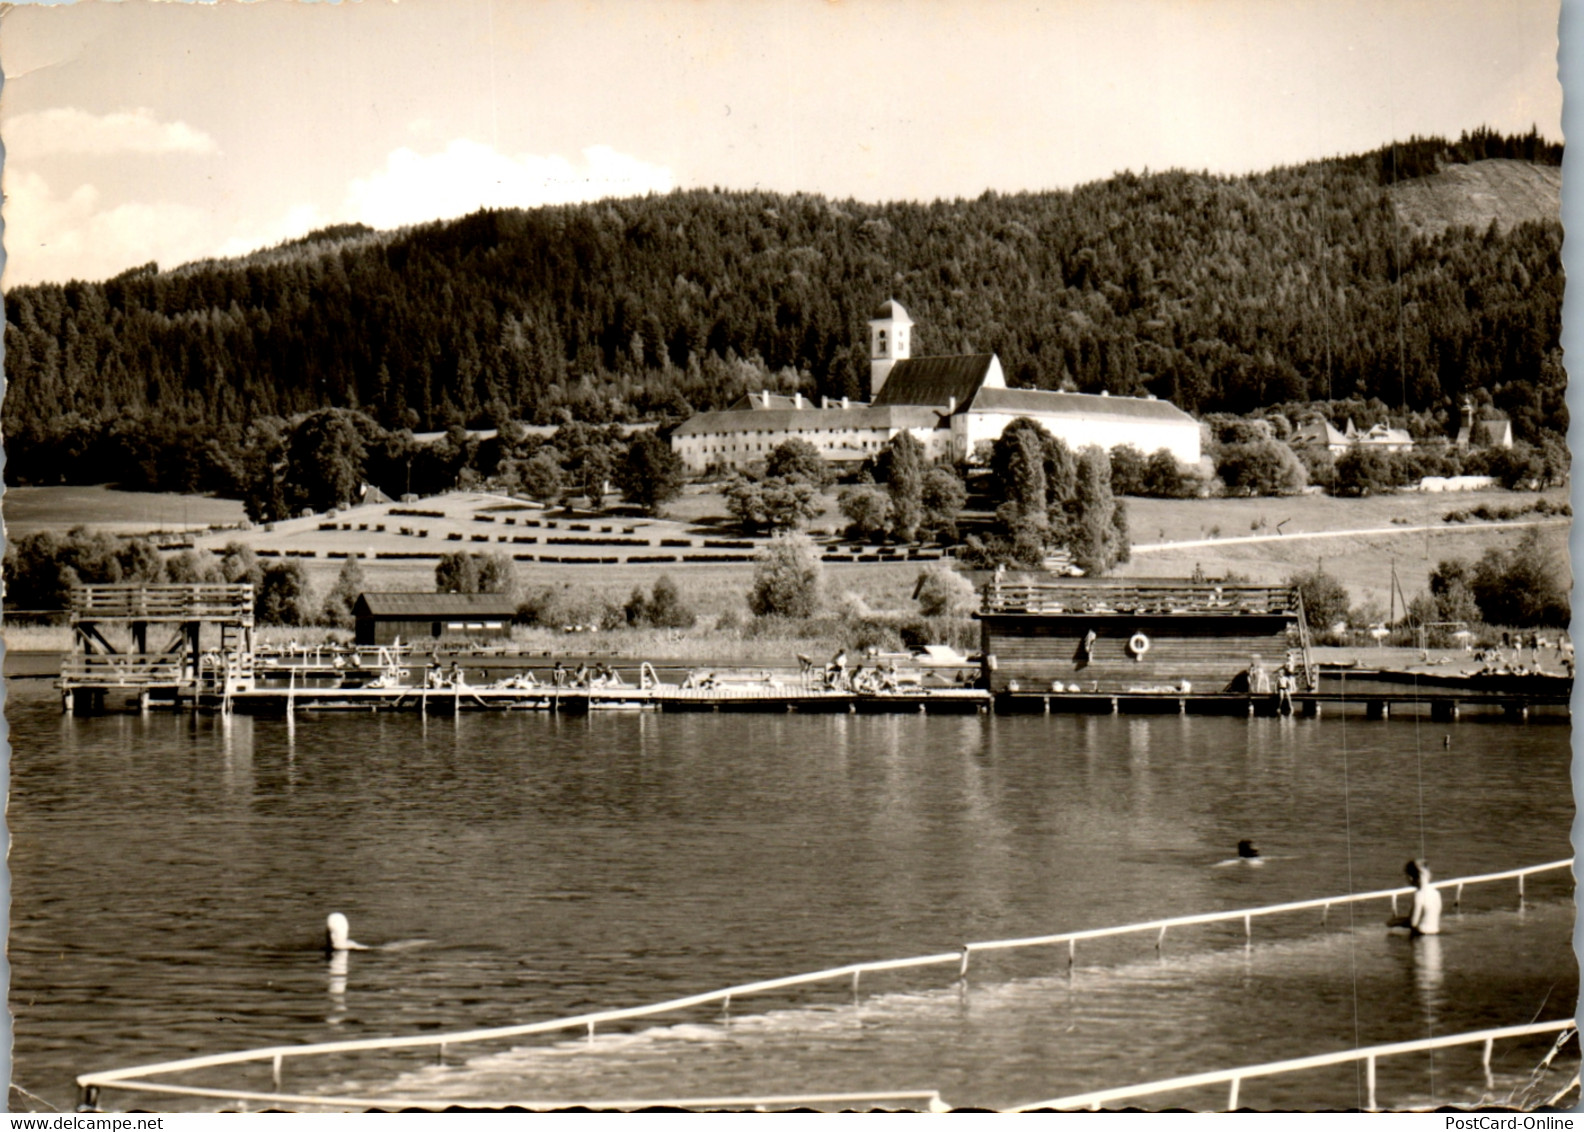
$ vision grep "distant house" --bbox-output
[1455,401,1514,450]
[352,592,517,646]
[669,300,1201,473]
[1292,417,1413,456]
[1346,420,1414,452]
[1290,417,1350,454]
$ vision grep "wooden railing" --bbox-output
[981,579,1300,616]
[1010,1020,1577,1112]
[60,655,186,686]
[76,859,1571,1112]
[71,584,255,622]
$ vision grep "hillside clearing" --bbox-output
[1388,158,1561,238]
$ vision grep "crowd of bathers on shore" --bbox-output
[1457,631,1573,678]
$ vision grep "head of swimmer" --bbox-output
[1237,839,1261,859]
[1404,858,1430,887]
[325,912,368,953]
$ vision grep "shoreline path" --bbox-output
[1128,516,1568,554]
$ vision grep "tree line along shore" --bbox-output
[4,463,1568,668]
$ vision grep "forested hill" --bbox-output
[2,129,1564,489]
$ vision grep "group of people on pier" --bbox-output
[814,649,906,694]
[1229,656,1300,712]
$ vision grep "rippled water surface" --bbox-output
[6,675,1575,1111]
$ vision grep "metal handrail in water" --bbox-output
[1009,1019,1578,1112]
[76,859,1573,1109]
[961,859,1573,968]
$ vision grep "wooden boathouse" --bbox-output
[978,576,1314,700]
[352,592,517,646]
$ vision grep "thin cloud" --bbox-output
[2,170,217,285]
[344,139,674,229]
[6,107,220,158]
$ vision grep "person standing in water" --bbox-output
[1391,859,1442,936]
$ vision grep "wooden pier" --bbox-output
[213,683,993,716]
[55,584,1569,721]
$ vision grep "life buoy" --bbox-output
[1128,632,1151,658]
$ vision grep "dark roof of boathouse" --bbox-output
[353,592,519,619]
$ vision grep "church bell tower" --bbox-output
[868,299,912,399]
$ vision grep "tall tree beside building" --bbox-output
[319,554,367,627]
[993,423,1050,528]
[475,552,518,600]
[616,431,685,514]
[882,431,925,542]
[435,551,480,594]
[256,560,314,626]
[1071,446,1125,574]
[765,438,830,488]
[920,465,966,541]
[1288,567,1351,632]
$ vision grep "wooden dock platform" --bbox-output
[164,683,994,716]
[105,677,1568,720]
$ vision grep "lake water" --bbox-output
[6,673,1576,1112]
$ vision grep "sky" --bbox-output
[0,0,1565,287]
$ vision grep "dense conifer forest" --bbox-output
[2,129,1563,493]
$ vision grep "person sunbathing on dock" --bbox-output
[681,669,716,689]
[879,662,900,693]
[1389,859,1442,936]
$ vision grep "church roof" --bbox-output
[872,354,998,408]
[871,298,912,323]
[672,404,943,437]
[968,387,1196,424]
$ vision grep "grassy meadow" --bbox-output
[3,484,247,537]
[3,481,1570,655]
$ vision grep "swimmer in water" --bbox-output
[1213,839,1265,867]
[1388,859,1443,936]
[325,912,369,954]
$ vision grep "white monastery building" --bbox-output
[670,300,1202,473]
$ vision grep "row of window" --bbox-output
[682,436,893,455]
